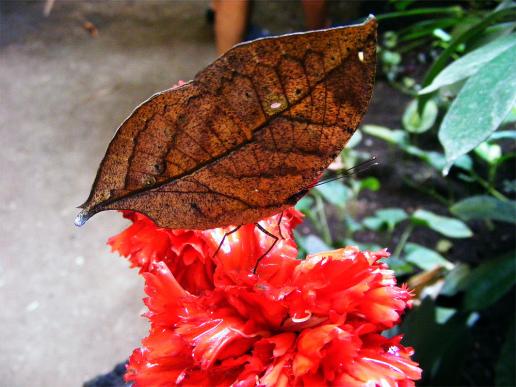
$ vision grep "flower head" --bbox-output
[109,209,421,386]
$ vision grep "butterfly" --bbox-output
[75,16,377,231]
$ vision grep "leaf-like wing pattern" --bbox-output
[76,17,377,229]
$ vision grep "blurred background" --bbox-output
[1,1,514,386]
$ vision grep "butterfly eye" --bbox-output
[154,163,164,174]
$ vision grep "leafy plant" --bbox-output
[296,1,516,385]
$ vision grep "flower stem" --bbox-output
[393,223,415,259]
[314,194,333,246]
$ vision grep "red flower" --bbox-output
[108,211,215,294]
[109,209,421,386]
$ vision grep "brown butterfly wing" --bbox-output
[76,17,377,230]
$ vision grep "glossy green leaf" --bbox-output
[412,209,473,238]
[474,141,502,164]
[501,105,516,125]
[421,6,516,91]
[404,242,454,270]
[450,195,516,224]
[314,181,351,208]
[439,47,516,174]
[403,99,438,133]
[362,125,408,145]
[463,250,516,310]
[420,33,516,94]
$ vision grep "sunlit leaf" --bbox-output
[363,208,408,232]
[420,33,516,94]
[451,195,516,224]
[314,181,351,208]
[404,242,454,270]
[362,125,408,144]
[403,99,439,133]
[412,209,473,238]
[359,176,380,192]
[439,46,516,174]
[474,142,502,164]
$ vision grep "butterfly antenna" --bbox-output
[314,157,378,187]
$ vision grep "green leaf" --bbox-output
[501,105,516,125]
[412,209,473,238]
[420,33,516,94]
[404,242,454,270]
[463,250,516,310]
[377,208,408,230]
[436,307,457,324]
[303,234,332,254]
[440,264,471,296]
[489,129,516,141]
[362,125,408,145]
[384,256,415,276]
[439,46,516,173]
[313,181,351,208]
[403,99,438,133]
[362,216,384,231]
[496,317,516,386]
[450,195,516,224]
[474,141,502,164]
[401,298,471,384]
[421,6,516,90]
[363,208,408,232]
[346,130,362,148]
[295,196,314,213]
[359,177,380,192]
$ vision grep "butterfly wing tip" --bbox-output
[74,210,90,227]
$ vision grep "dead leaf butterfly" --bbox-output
[75,16,377,230]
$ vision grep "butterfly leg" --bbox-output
[253,223,279,274]
[213,225,242,259]
[276,211,285,239]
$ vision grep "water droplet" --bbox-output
[358,51,364,62]
[270,101,281,109]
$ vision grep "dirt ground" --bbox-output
[0,1,397,386]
